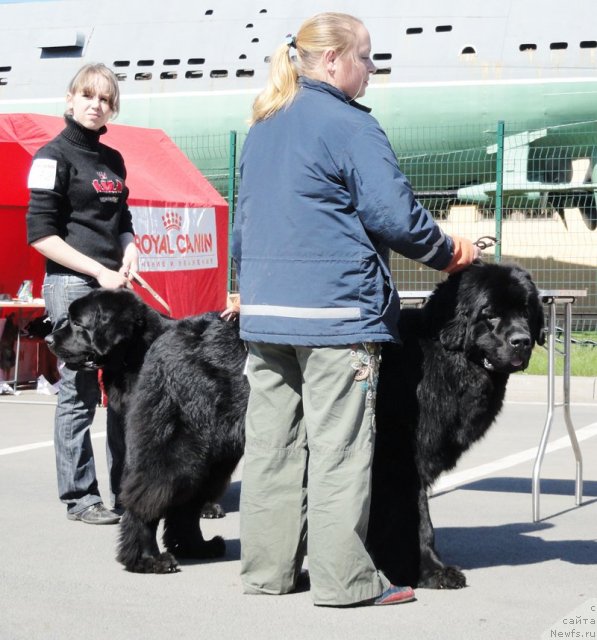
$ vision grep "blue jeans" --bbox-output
[43,274,126,515]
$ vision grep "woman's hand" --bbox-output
[220,293,240,321]
[120,234,139,282]
[443,235,480,274]
[96,266,131,289]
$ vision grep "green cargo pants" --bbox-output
[239,342,390,606]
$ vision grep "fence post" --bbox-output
[227,130,238,292]
[494,120,504,263]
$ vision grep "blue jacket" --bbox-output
[232,77,454,346]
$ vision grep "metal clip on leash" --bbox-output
[473,235,499,251]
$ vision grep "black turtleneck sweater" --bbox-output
[26,115,135,277]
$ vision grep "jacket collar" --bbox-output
[298,76,372,113]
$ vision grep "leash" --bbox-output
[129,271,172,316]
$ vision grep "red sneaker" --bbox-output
[373,584,416,605]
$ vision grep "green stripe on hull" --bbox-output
[3,79,597,147]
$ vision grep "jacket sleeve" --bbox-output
[230,156,246,279]
[230,201,243,279]
[342,123,453,271]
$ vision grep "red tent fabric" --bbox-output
[0,113,229,318]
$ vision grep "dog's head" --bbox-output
[426,263,545,373]
[46,289,151,371]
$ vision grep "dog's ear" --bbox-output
[519,269,546,347]
[426,274,469,350]
[132,297,148,328]
[530,292,546,346]
[438,311,468,350]
[92,291,146,356]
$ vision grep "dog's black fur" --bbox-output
[46,262,544,585]
[366,262,545,589]
[46,289,248,573]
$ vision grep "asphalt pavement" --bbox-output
[0,374,595,640]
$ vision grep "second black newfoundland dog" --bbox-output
[46,291,249,573]
[46,262,544,585]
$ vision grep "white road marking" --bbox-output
[2,421,596,498]
[432,422,597,493]
[0,431,106,456]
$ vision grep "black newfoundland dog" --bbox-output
[46,262,543,585]
[46,289,248,573]
[367,262,544,589]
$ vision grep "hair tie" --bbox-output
[285,33,297,49]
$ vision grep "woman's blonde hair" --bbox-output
[251,12,363,124]
[66,63,121,116]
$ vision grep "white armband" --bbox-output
[28,159,58,190]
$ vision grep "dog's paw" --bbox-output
[201,502,226,519]
[152,552,181,574]
[126,552,180,574]
[418,566,466,589]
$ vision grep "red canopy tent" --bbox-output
[0,113,229,318]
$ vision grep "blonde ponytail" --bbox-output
[251,42,299,124]
[251,12,362,125]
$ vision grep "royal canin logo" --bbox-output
[162,211,182,232]
[135,233,213,256]
[92,171,123,194]
[136,210,213,256]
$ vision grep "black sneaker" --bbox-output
[67,503,121,525]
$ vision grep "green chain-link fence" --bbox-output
[175,120,597,330]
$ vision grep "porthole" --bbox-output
[436,25,452,33]
[251,37,259,43]
[185,70,203,79]
[373,53,392,61]
[210,69,228,78]
[374,68,391,75]
[160,71,177,79]
[550,42,568,50]
[461,46,476,55]
[239,54,247,59]
[519,43,537,51]
[188,58,205,65]
[205,9,213,15]
[0,65,12,72]
[114,60,130,67]
[137,59,154,66]
[115,73,127,81]
[406,27,422,35]
[163,59,180,66]
[135,72,152,80]
[236,69,254,77]
[580,41,597,49]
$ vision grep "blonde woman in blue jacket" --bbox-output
[231,12,478,607]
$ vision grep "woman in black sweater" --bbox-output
[27,63,138,525]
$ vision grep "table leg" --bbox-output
[532,299,583,522]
